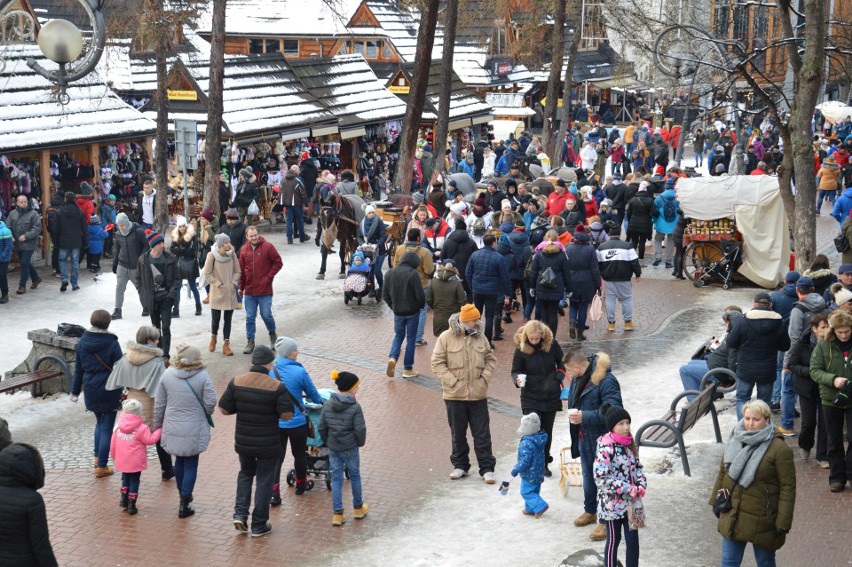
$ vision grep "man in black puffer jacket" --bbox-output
[111,212,150,320]
[218,345,294,536]
[382,252,426,379]
[726,292,791,420]
[56,191,88,292]
[0,443,58,566]
[441,218,479,300]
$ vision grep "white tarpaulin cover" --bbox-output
[677,175,790,289]
[816,101,852,125]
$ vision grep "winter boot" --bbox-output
[110,308,122,320]
[127,493,138,515]
[577,327,587,341]
[569,321,577,340]
[178,496,195,518]
[202,295,210,304]
[208,335,217,352]
[270,483,282,506]
[295,478,314,495]
[222,340,233,356]
[243,339,255,354]
[171,307,180,318]
[0,295,8,304]
[195,303,202,316]
[119,487,129,509]
[269,331,278,347]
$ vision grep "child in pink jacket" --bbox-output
[110,399,161,515]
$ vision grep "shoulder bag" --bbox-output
[184,379,214,428]
[273,368,316,438]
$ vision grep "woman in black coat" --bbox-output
[625,183,657,263]
[529,231,572,336]
[786,313,829,467]
[672,214,688,280]
[441,217,479,299]
[170,218,201,317]
[0,443,57,567]
[511,320,565,475]
[565,226,601,341]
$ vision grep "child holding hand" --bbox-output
[510,412,549,517]
[594,404,647,567]
[110,399,162,515]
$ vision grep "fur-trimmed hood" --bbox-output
[435,263,460,281]
[513,324,554,354]
[125,341,164,366]
[170,359,206,371]
[589,352,612,386]
[745,308,782,320]
[804,267,834,280]
[447,311,484,335]
[170,222,196,243]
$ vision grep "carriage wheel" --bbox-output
[286,469,296,487]
[684,241,724,282]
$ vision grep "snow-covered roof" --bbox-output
[0,44,156,153]
[146,53,334,138]
[195,0,361,37]
[389,61,492,123]
[287,54,406,131]
[362,1,443,63]
[453,45,534,87]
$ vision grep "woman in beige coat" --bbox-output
[105,325,174,480]
[203,233,241,356]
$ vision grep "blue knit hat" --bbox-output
[145,229,164,248]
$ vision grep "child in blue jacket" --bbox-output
[0,214,12,302]
[511,412,549,517]
[101,194,117,257]
[87,214,109,273]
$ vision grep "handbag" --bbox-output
[179,256,196,280]
[589,292,603,322]
[247,199,260,216]
[184,380,214,428]
[273,368,316,438]
[834,232,849,253]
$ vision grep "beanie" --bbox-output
[784,270,801,284]
[121,398,144,416]
[331,370,360,393]
[252,345,276,366]
[80,181,94,196]
[116,212,130,226]
[214,233,230,248]
[517,412,541,436]
[574,224,586,234]
[474,196,486,208]
[501,199,512,211]
[226,208,240,219]
[146,229,164,248]
[835,288,852,307]
[275,336,298,358]
[89,214,100,225]
[499,220,514,233]
[200,208,214,222]
[175,343,201,364]
[107,193,117,202]
[450,201,467,216]
[459,304,481,323]
[601,404,631,432]
[175,215,188,227]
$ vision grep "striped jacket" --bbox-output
[596,237,641,282]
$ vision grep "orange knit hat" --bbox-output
[459,304,481,323]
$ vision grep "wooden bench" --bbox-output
[700,367,737,394]
[635,383,723,476]
[0,355,72,396]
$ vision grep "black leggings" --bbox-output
[273,425,309,486]
[540,299,561,336]
[629,235,648,259]
[211,309,233,340]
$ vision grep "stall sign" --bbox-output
[389,85,410,94]
[492,59,512,77]
[168,90,198,101]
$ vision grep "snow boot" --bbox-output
[569,321,577,340]
[195,303,202,316]
[269,331,278,347]
[178,496,195,518]
[127,494,138,515]
[243,339,255,354]
[119,487,128,509]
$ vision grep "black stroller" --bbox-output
[693,239,743,289]
[343,244,380,305]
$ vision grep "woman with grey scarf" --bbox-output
[358,204,387,291]
[709,399,796,566]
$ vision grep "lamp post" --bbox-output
[652,24,746,174]
[654,43,707,167]
[0,0,106,100]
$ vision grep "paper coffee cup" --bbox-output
[517,374,527,387]
[568,408,580,417]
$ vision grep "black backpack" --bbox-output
[663,199,677,222]
[539,266,557,289]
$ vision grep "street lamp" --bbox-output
[0,0,106,101]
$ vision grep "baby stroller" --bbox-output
[693,239,743,289]
[285,388,346,490]
[343,245,380,304]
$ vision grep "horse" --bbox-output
[316,193,362,279]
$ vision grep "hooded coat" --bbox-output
[566,233,602,302]
[110,412,161,473]
[830,187,852,225]
[234,172,260,209]
[318,392,366,452]
[393,241,434,288]
[511,324,565,413]
[809,326,852,407]
[625,191,656,239]
[466,244,511,297]
[105,341,166,427]
[427,264,467,336]
[441,228,478,282]
[269,357,323,429]
[782,293,828,369]
[594,433,647,521]
[71,329,124,412]
[112,221,149,271]
[153,363,217,457]
[0,220,12,263]
[652,189,680,235]
[530,241,572,301]
[507,231,532,281]
[219,220,247,257]
[0,443,57,567]
[382,251,426,316]
[280,170,307,207]
[514,430,548,484]
[135,249,181,311]
[56,201,88,250]
[726,308,791,384]
[431,313,497,401]
[709,431,796,551]
[170,223,199,280]
[567,353,623,458]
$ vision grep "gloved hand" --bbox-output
[510,468,519,478]
[629,484,645,498]
[112,266,117,274]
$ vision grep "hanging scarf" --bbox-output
[361,215,379,243]
[723,420,775,489]
[212,247,233,263]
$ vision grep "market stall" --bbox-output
[676,175,790,289]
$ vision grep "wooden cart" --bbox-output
[378,205,410,266]
[682,219,741,283]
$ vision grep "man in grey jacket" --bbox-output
[111,213,150,320]
[6,194,42,294]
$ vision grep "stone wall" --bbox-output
[2,329,78,396]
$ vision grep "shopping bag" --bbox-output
[588,293,603,322]
[247,199,259,216]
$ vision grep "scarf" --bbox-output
[361,215,380,243]
[723,421,775,489]
[212,247,232,263]
[611,432,633,446]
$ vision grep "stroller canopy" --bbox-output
[676,175,791,289]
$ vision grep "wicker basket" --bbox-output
[559,446,583,496]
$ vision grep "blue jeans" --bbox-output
[721,537,776,567]
[736,380,774,420]
[604,516,639,567]
[389,313,418,370]
[175,278,200,311]
[285,206,305,241]
[679,360,710,401]
[244,294,275,339]
[570,298,589,330]
[781,372,798,430]
[416,287,429,342]
[772,351,783,404]
[579,440,597,514]
[329,447,362,513]
[372,255,386,288]
[174,455,199,499]
[94,411,117,467]
[121,472,141,494]
[58,248,80,286]
[16,249,39,288]
[520,478,548,515]
[817,189,837,212]
[696,150,704,167]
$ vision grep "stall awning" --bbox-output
[280,128,311,141]
[340,126,367,139]
[312,124,339,137]
[448,118,472,130]
[470,114,494,125]
[591,76,644,91]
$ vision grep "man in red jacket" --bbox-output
[239,226,283,354]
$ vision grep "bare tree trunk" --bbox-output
[154,45,170,232]
[394,0,440,193]
[555,25,582,165]
[542,0,566,160]
[203,0,227,214]
[432,0,459,178]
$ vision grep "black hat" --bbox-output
[601,404,631,432]
[754,292,772,306]
[332,370,360,393]
[251,345,276,366]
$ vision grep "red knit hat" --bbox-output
[574,224,586,234]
